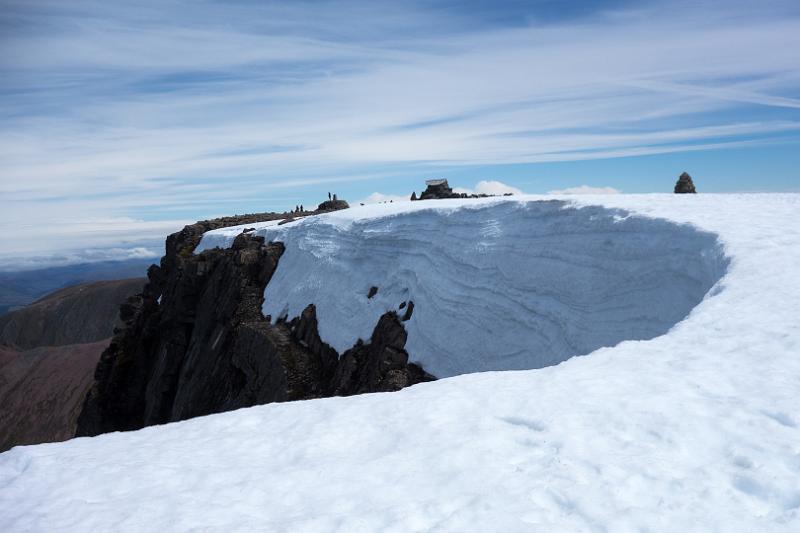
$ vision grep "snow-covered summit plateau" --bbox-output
[2,194,799,532]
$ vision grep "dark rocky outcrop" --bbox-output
[674,172,697,193]
[76,231,286,435]
[76,210,433,437]
[286,304,434,397]
[331,312,433,395]
[0,278,145,349]
[317,199,350,211]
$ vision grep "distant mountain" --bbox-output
[0,278,145,452]
[0,278,146,349]
[0,340,109,452]
[0,259,154,315]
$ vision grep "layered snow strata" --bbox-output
[198,200,728,377]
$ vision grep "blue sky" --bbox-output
[1,0,799,266]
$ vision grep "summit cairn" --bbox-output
[674,172,697,194]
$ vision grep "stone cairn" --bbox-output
[674,172,697,194]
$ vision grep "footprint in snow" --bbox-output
[500,416,546,432]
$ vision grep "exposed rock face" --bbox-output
[77,232,286,435]
[674,172,697,193]
[331,311,432,394]
[287,304,433,397]
[0,278,145,349]
[77,212,433,437]
[0,340,108,452]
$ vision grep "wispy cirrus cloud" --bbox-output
[1,0,799,264]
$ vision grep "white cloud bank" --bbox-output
[453,180,524,196]
[0,216,189,270]
[359,192,411,204]
[0,246,162,273]
[548,185,621,195]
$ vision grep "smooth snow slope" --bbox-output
[2,194,800,532]
[202,200,727,377]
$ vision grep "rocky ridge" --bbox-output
[77,208,434,437]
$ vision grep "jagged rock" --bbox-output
[76,232,287,435]
[329,311,434,395]
[76,213,434,437]
[674,172,697,194]
[367,286,378,299]
[410,191,417,201]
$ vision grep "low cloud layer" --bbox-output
[0,246,162,273]
[0,216,188,270]
[454,181,524,196]
[548,185,621,195]
[359,192,411,205]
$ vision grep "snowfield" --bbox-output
[2,194,800,532]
